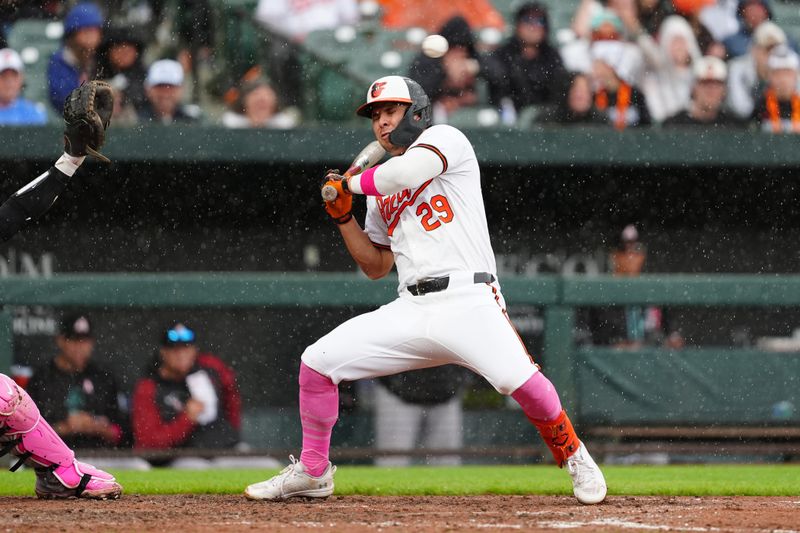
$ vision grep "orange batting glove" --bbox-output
[321,169,353,224]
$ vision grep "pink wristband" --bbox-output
[359,166,381,196]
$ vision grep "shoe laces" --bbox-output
[567,448,596,487]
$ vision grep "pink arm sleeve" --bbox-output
[348,145,444,195]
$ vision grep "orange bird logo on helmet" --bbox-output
[371,82,387,98]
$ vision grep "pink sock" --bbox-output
[298,362,339,477]
[511,371,562,424]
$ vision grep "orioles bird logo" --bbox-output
[371,82,388,98]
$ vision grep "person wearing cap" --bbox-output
[483,2,566,120]
[131,323,241,451]
[590,40,651,128]
[47,1,104,111]
[138,59,199,125]
[727,20,788,118]
[752,43,800,133]
[587,225,684,349]
[26,314,128,450]
[561,1,626,74]
[0,48,47,125]
[663,55,743,126]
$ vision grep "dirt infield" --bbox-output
[2,495,799,532]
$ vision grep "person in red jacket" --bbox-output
[131,322,241,451]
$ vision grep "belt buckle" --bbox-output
[415,279,427,295]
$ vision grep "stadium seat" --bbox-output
[7,19,63,117]
[446,106,503,129]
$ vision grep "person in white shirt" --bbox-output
[243,75,607,505]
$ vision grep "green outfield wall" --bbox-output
[1,126,799,167]
[2,273,798,428]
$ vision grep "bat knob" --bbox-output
[321,184,338,201]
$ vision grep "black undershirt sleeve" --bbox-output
[0,167,69,242]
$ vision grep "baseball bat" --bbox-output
[321,141,386,201]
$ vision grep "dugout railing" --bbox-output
[2,273,799,459]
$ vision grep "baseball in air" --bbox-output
[421,34,449,58]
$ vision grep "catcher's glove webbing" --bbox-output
[63,81,114,163]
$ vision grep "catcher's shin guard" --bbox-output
[533,409,580,467]
[0,373,75,470]
[0,373,122,499]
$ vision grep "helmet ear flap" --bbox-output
[388,78,431,147]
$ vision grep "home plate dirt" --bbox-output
[2,495,799,532]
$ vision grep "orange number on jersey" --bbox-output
[416,194,454,231]
[431,195,454,222]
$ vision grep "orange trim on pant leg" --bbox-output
[532,409,580,468]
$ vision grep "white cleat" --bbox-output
[566,442,607,505]
[244,455,336,501]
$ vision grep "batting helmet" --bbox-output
[356,75,432,148]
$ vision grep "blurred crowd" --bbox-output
[0,0,799,131]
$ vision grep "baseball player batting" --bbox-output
[0,81,123,500]
[244,75,607,505]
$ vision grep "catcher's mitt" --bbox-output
[63,81,114,163]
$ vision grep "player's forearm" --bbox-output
[0,153,85,242]
[338,219,394,279]
[347,146,443,196]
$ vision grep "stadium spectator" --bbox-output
[374,366,468,466]
[484,2,566,119]
[378,0,505,32]
[408,16,482,124]
[621,12,701,122]
[587,225,684,349]
[663,55,744,127]
[254,0,359,42]
[254,0,358,109]
[670,0,722,57]
[171,0,215,82]
[752,44,800,133]
[47,2,104,111]
[570,0,625,42]
[138,59,200,125]
[636,0,674,36]
[538,72,606,125]
[221,76,300,129]
[699,0,740,43]
[723,0,773,58]
[727,20,787,118]
[562,2,626,73]
[0,48,47,125]
[131,322,241,450]
[95,27,147,125]
[590,40,651,128]
[26,313,128,449]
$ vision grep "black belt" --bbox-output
[407,272,495,296]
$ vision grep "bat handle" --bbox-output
[321,168,357,201]
[321,184,338,201]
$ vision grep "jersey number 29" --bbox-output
[416,195,454,231]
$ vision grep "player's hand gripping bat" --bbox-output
[321,141,386,201]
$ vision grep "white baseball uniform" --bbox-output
[302,124,538,395]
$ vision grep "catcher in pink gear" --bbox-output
[0,82,122,499]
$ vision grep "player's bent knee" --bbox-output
[489,370,539,397]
